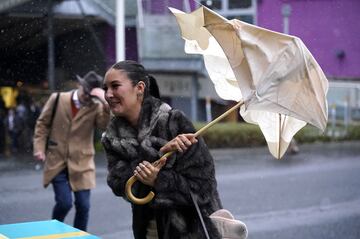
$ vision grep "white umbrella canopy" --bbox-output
[169,6,328,159]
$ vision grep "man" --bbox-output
[33,71,110,231]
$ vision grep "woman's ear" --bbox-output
[136,81,146,94]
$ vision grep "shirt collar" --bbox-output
[72,90,82,109]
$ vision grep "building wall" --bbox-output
[257,0,360,79]
[105,25,138,66]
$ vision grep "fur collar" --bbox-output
[102,96,172,163]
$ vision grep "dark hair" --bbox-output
[110,60,157,97]
[148,75,160,99]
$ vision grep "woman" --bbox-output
[101,60,222,239]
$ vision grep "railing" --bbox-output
[327,81,360,137]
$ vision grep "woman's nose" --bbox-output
[105,89,113,99]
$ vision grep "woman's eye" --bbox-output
[112,84,120,89]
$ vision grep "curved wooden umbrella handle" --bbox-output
[125,152,173,205]
[125,101,244,205]
[125,175,155,205]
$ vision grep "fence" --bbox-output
[327,81,360,137]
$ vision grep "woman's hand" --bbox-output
[134,159,166,187]
[160,133,198,154]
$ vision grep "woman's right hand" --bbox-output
[134,159,167,187]
[160,133,198,154]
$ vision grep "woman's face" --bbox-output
[103,69,144,120]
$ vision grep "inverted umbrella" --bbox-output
[126,6,328,205]
[169,6,328,159]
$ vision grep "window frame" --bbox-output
[198,0,257,24]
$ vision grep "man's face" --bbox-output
[78,84,92,105]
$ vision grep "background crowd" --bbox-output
[0,91,41,156]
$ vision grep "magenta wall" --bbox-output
[257,0,360,78]
[105,26,138,67]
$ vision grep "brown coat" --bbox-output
[33,91,110,191]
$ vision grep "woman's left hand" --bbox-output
[134,159,166,187]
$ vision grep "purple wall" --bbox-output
[105,26,138,67]
[105,26,116,67]
[257,0,360,78]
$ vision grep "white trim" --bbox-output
[329,81,360,89]
[116,0,125,61]
[205,0,257,24]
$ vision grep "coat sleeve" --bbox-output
[101,120,135,198]
[94,99,110,130]
[33,93,58,154]
[152,110,219,208]
[104,147,133,198]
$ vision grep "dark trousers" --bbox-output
[51,169,90,231]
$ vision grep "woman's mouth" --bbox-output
[109,101,121,107]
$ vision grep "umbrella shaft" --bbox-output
[152,101,244,166]
[195,101,244,137]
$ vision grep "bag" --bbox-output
[45,93,60,151]
[190,191,248,239]
[210,209,248,239]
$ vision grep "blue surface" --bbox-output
[0,220,100,238]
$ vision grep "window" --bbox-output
[199,0,256,24]
[228,15,253,24]
[200,0,222,10]
[229,0,252,9]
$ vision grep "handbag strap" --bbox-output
[49,93,60,128]
[190,191,210,239]
[46,93,60,150]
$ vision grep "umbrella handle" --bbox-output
[125,101,244,205]
[125,152,173,205]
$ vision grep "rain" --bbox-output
[0,0,359,238]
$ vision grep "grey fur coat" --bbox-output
[102,96,222,239]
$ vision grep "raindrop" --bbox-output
[35,163,42,171]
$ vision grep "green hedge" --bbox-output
[194,122,266,148]
[194,122,360,149]
[94,122,360,151]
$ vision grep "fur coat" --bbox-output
[102,96,222,239]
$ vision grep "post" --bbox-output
[281,4,292,34]
[191,73,198,122]
[331,103,336,138]
[116,0,125,61]
[47,0,55,91]
[344,99,349,135]
[206,96,212,122]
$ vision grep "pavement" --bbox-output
[1,140,359,239]
[0,140,359,172]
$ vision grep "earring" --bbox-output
[137,92,143,99]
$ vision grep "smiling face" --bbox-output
[103,68,145,125]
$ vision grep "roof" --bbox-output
[0,0,119,54]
